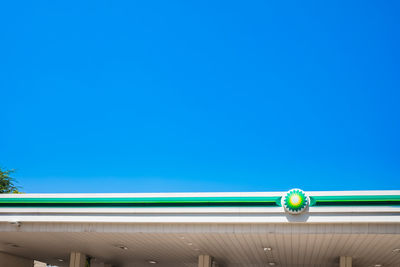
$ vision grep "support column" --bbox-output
[69,252,87,267]
[340,256,352,267]
[198,255,213,267]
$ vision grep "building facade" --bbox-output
[1,190,400,267]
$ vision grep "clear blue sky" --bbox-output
[1,1,399,193]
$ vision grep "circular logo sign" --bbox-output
[282,189,309,214]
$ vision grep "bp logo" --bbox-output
[282,189,309,214]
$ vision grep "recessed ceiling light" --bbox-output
[8,221,21,227]
[148,260,157,264]
[373,265,383,267]
[268,263,276,266]
[264,247,272,251]
[115,245,128,250]
[57,259,64,262]
[187,242,193,246]
[393,248,400,253]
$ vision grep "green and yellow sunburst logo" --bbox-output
[282,189,309,214]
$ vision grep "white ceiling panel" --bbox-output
[1,223,400,267]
